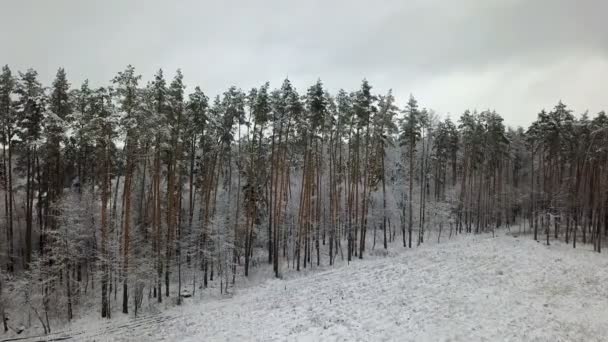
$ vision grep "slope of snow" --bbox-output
[7,231,608,342]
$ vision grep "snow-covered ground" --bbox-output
[5,231,608,342]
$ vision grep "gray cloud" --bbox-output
[1,0,606,127]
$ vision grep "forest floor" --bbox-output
[4,229,608,341]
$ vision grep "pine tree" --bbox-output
[112,65,142,314]
[400,95,422,248]
[250,82,270,265]
[372,90,398,249]
[0,65,16,273]
[46,68,71,237]
[165,69,185,301]
[351,80,374,258]
[147,69,167,302]
[183,85,208,292]
[16,68,45,268]
[89,85,116,318]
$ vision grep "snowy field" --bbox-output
[5,231,608,342]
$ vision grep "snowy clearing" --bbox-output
[6,231,608,342]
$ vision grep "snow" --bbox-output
[6,231,608,342]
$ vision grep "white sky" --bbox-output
[1,0,607,128]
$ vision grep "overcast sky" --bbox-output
[1,0,606,127]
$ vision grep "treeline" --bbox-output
[0,65,606,332]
